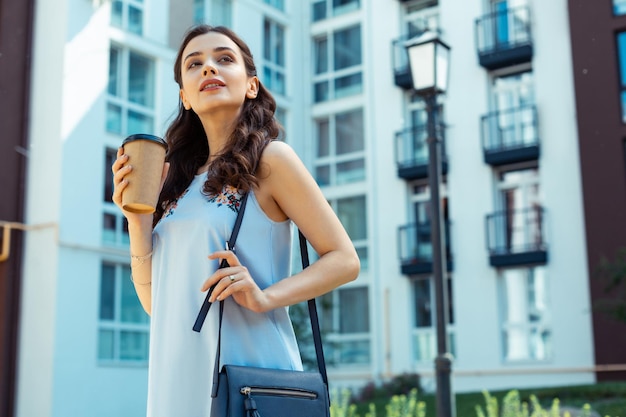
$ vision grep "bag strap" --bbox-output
[211,230,329,398]
[192,192,249,333]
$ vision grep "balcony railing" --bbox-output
[392,14,440,89]
[481,105,540,166]
[395,124,448,180]
[475,5,533,70]
[398,221,453,275]
[485,206,548,267]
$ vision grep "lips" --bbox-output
[200,79,225,91]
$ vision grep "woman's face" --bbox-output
[179,32,258,118]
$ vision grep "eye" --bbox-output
[218,55,234,63]
[187,61,202,69]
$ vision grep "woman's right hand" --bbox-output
[111,147,170,224]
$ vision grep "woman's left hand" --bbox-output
[203,250,269,313]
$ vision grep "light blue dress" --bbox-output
[147,172,303,417]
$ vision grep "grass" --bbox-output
[350,382,626,417]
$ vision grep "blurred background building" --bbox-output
[1,0,625,416]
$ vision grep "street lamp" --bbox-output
[405,31,455,417]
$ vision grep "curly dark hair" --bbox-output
[154,25,282,226]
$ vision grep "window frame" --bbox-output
[313,107,366,187]
[312,24,363,103]
[498,266,552,362]
[110,0,145,36]
[263,18,287,96]
[320,286,371,366]
[410,276,455,364]
[106,44,156,137]
[98,262,150,365]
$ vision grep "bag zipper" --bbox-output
[240,386,318,400]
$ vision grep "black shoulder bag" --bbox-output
[192,193,331,417]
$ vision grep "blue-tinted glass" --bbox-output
[128,53,154,106]
[314,81,329,103]
[615,0,626,15]
[107,48,120,96]
[120,331,149,360]
[111,0,123,28]
[128,6,143,36]
[314,37,328,74]
[333,0,359,16]
[103,213,117,243]
[334,26,361,70]
[128,110,153,135]
[98,329,115,359]
[100,264,116,320]
[106,103,122,134]
[315,165,330,186]
[618,32,626,87]
[494,1,509,45]
[312,1,326,22]
[121,266,149,323]
[334,73,362,99]
[275,25,285,66]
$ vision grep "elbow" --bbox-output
[344,250,360,283]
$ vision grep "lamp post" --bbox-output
[405,32,455,417]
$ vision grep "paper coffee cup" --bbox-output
[121,134,168,214]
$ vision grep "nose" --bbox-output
[202,62,217,76]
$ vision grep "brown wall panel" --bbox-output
[568,0,626,380]
[0,0,34,413]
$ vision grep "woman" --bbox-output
[111,25,359,416]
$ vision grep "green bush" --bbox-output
[331,387,608,417]
[474,389,597,417]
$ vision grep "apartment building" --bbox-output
[0,0,624,416]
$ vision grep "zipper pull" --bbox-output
[241,387,262,417]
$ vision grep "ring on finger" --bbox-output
[228,275,235,283]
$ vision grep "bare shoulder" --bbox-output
[258,141,305,178]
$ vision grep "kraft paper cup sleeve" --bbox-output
[121,134,168,214]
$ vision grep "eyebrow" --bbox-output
[183,46,238,64]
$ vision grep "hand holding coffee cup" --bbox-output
[120,134,168,214]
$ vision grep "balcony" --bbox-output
[485,206,547,267]
[481,105,540,166]
[475,5,533,70]
[398,221,453,275]
[395,124,448,180]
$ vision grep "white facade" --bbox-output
[16,0,595,416]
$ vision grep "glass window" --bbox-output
[264,0,284,10]
[500,267,551,361]
[312,26,362,102]
[263,19,286,96]
[411,277,455,363]
[98,263,149,363]
[333,26,361,70]
[320,287,370,365]
[193,0,205,24]
[110,0,143,36]
[617,32,626,123]
[337,196,367,240]
[495,167,543,254]
[312,0,359,21]
[128,53,154,107]
[106,46,155,136]
[614,0,626,15]
[314,109,365,186]
[103,148,130,245]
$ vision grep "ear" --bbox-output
[246,76,259,99]
[180,89,191,110]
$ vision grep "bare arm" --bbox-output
[111,147,169,315]
[203,141,360,312]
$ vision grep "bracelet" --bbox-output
[130,250,153,266]
[130,274,151,285]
